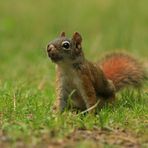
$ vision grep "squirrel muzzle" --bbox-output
[47,44,63,62]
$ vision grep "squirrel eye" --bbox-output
[62,41,70,50]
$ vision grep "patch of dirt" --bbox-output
[39,128,143,148]
[0,128,147,148]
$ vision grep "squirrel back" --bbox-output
[100,53,146,91]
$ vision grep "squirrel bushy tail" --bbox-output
[100,53,146,91]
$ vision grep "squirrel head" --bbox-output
[47,32,84,64]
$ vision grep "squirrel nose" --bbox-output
[47,44,55,53]
[47,44,58,58]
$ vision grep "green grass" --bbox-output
[0,0,148,147]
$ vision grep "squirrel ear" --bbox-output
[72,32,82,56]
[72,32,82,46]
[60,32,66,37]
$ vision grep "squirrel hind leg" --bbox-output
[97,80,116,110]
[97,94,116,110]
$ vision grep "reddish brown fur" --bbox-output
[100,53,145,91]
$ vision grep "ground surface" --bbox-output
[0,0,148,147]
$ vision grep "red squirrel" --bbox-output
[47,32,145,113]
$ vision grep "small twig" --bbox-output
[78,100,100,115]
[13,93,16,111]
[38,77,46,90]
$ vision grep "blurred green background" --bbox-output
[0,0,148,86]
